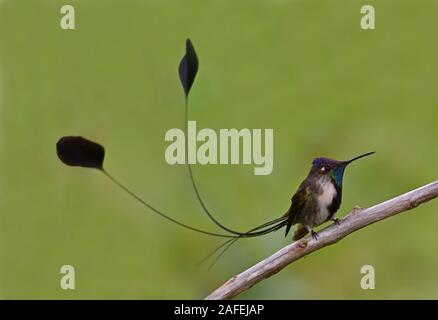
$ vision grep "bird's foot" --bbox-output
[311,230,319,240]
[332,218,340,225]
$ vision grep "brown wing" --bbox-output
[284,185,311,237]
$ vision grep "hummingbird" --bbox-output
[197,151,375,268]
[284,152,375,241]
[55,137,375,268]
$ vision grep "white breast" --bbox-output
[315,178,337,225]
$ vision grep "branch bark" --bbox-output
[205,180,438,300]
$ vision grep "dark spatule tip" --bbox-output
[179,38,199,97]
[56,136,105,170]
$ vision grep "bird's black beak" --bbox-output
[346,151,375,165]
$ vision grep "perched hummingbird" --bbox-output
[284,152,375,241]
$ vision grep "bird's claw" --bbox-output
[311,230,319,240]
[332,218,340,225]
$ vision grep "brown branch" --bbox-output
[205,180,438,300]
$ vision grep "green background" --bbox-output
[0,0,437,299]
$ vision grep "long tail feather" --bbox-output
[185,97,289,238]
[201,219,288,268]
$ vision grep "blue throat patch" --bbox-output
[332,166,346,186]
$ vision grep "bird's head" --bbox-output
[311,152,375,187]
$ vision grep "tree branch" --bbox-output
[205,180,438,300]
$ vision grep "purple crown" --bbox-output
[312,157,341,167]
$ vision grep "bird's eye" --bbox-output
[321,166,326,172]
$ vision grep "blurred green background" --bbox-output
[0,0,437,299]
